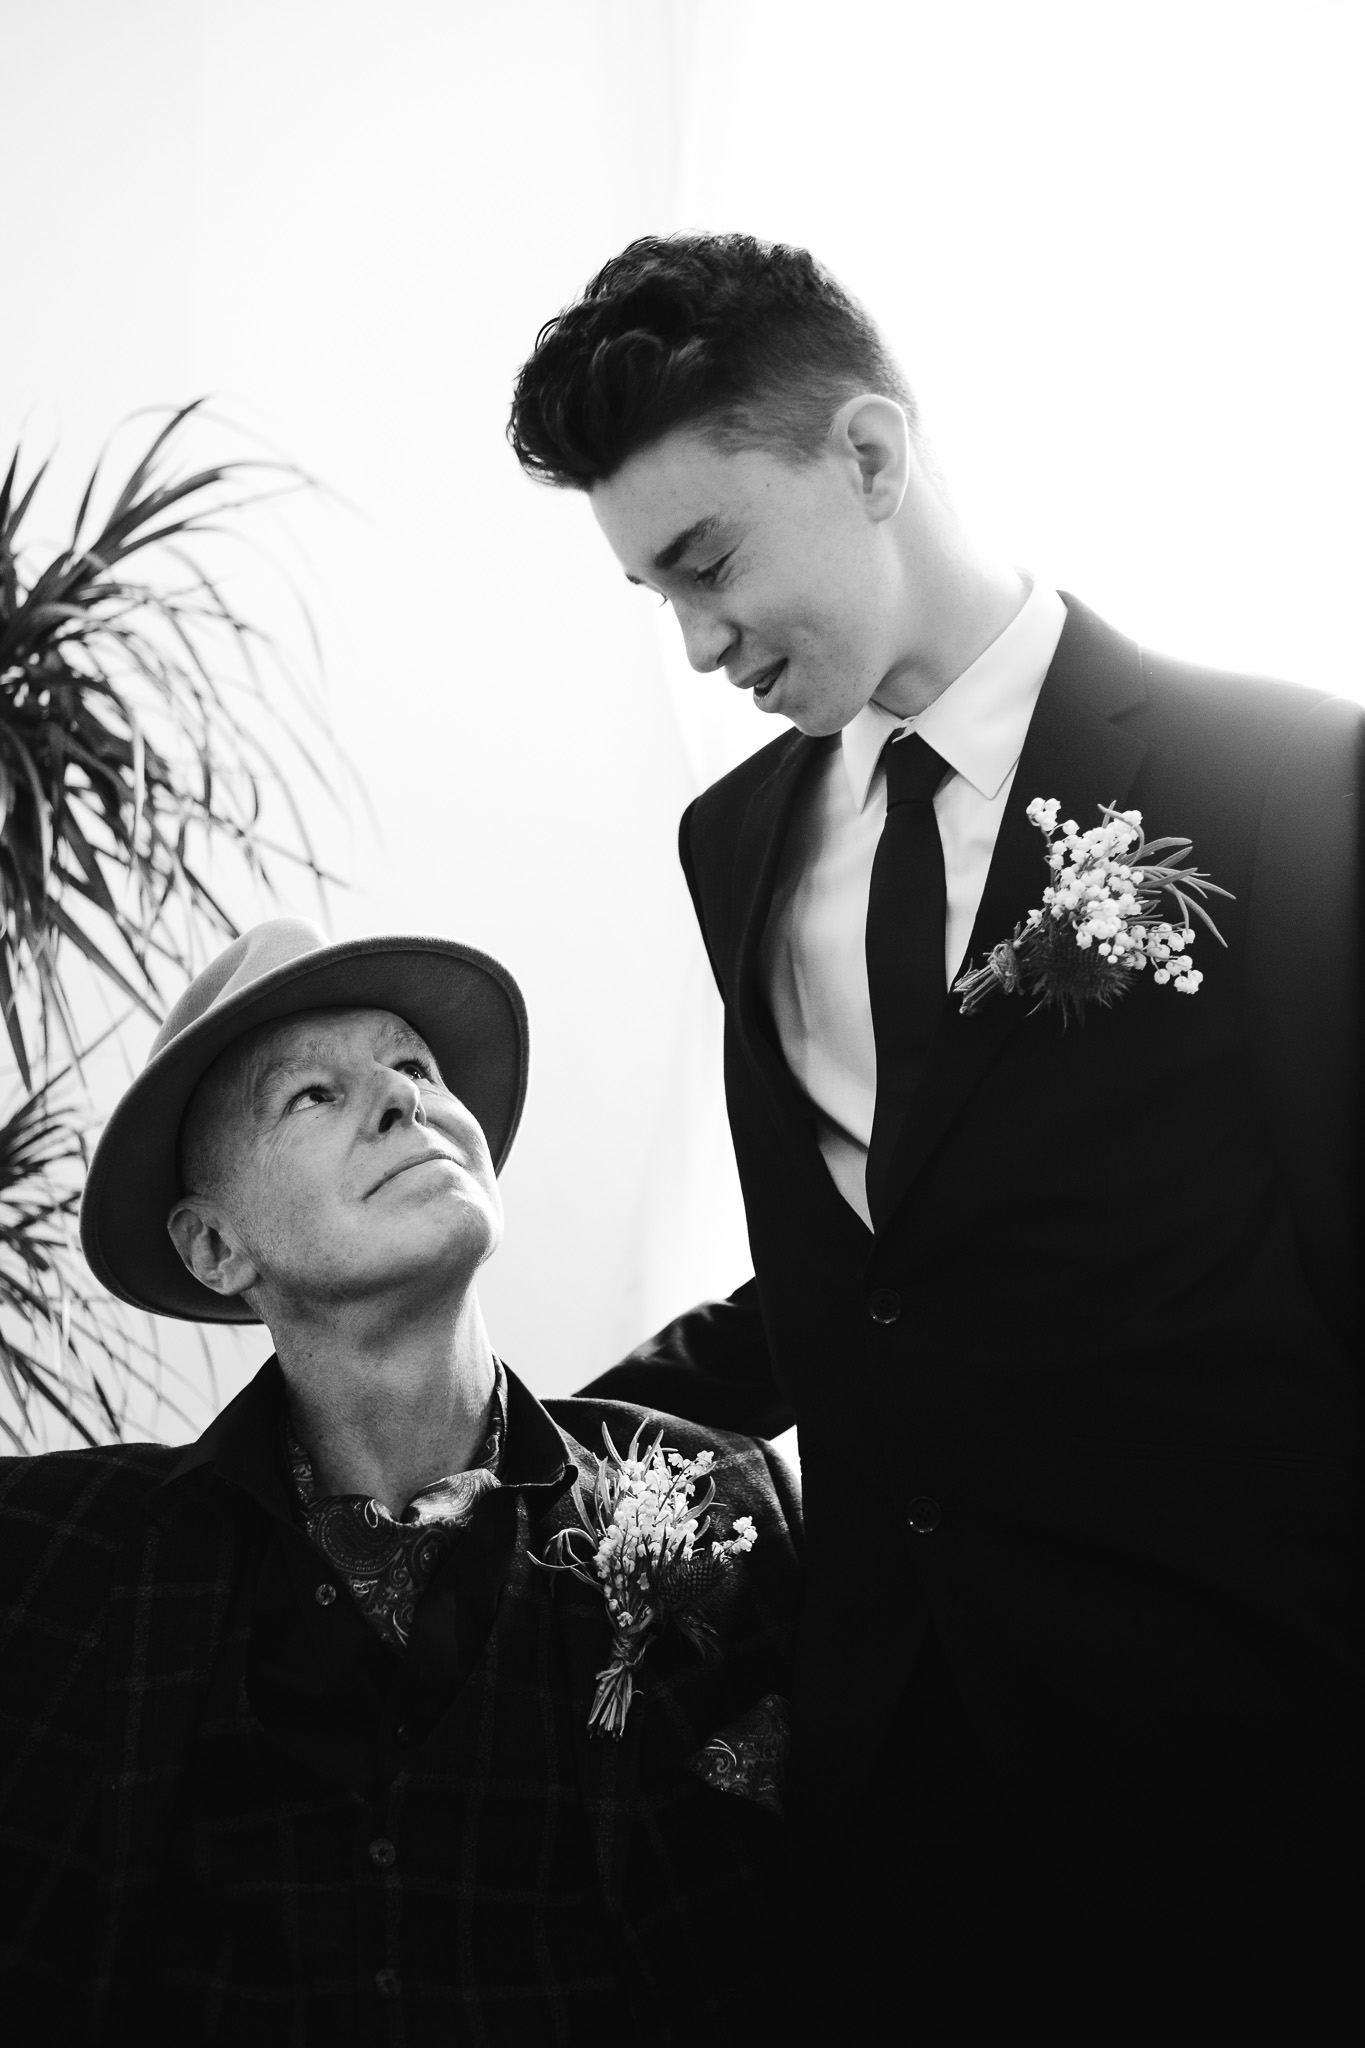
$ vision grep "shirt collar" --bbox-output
[151,1353,293,1523]
[840,576,1067,811]
[152,1354,574,1526]
[285,1359,510,1524]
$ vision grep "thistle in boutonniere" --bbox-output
[539,1423,758,1738]
[953,798,1233,1025]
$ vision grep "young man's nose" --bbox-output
[677,604,736,675]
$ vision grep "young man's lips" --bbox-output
[749,660,787,702]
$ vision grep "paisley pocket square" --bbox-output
[686,1692,791,1818]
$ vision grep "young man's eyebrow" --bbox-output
[625,514,725,585]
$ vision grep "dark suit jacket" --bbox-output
[0,1372,801,2041]
[587,595,1364,1933]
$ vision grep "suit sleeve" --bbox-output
[580,798,797,1438]
[577,1278,796,1440]
[1244,691,1362,1354]
[677,796,727,998]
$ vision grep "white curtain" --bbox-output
[5,0,1362,1437]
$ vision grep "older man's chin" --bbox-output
[238,1209,489,1315]
[378,1176,504,1259]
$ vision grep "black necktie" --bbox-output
[864,731,949,1230]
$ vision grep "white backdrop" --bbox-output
[4,0,1363,1438]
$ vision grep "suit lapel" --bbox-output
[874,598,1151,1223]
[727,732,845,1195]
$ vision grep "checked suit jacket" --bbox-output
[588,594,1365,1937]
[0,1382,802,2043]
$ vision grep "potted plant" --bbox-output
[0,402,341,1448]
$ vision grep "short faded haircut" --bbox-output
[176,1032,268,1199]
[508,232,919,488]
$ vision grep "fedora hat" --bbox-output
[79,918,529,1324]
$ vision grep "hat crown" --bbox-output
[150,918,329,1062]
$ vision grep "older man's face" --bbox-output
[185,1006,503,1316]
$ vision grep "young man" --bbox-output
[0,918,800,2042]
[509,234,1363,2039]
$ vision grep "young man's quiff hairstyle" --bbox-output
[508,232,919,489]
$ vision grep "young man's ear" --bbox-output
[829,393,912,522]
[166,1198,261,1303]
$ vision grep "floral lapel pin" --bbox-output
[539,1423,757,1738]
[953,798,1233,1026]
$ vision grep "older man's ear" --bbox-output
[167,1198,261,1303]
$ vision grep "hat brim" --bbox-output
[80,935,529,1324]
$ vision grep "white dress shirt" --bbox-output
[760,577,1068,1228]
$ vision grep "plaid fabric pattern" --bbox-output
[0,1393,802,2046]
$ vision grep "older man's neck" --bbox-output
[275,1288,499,1515]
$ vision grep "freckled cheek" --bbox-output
[244,1160,342,1268]
[778,607,846,677]
[764,556,846,641]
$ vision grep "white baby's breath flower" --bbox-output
[953,797,1230,1024]
[539,1424,760,1740]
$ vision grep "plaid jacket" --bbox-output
[0,1380,802,2044]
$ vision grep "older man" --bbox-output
[0,920,800,2043]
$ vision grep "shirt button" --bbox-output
[314,1582,337,1607]
[368,1837,397,1869]
[394,1722,413,1747]
[907,1495,941,1535]
[374,1968,402,1999]
[867,1288,902,1325]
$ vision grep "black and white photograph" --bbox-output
[2,2,1362,2041]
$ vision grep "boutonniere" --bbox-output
[539,1423,757,1738]
[953,798,1233,1025]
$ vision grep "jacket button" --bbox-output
[368,1837,397,1869]
[315,1582,337,1606]
[867,1288,902,1325]
[374,1968,402,1999]
[907,1495,941,1534]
